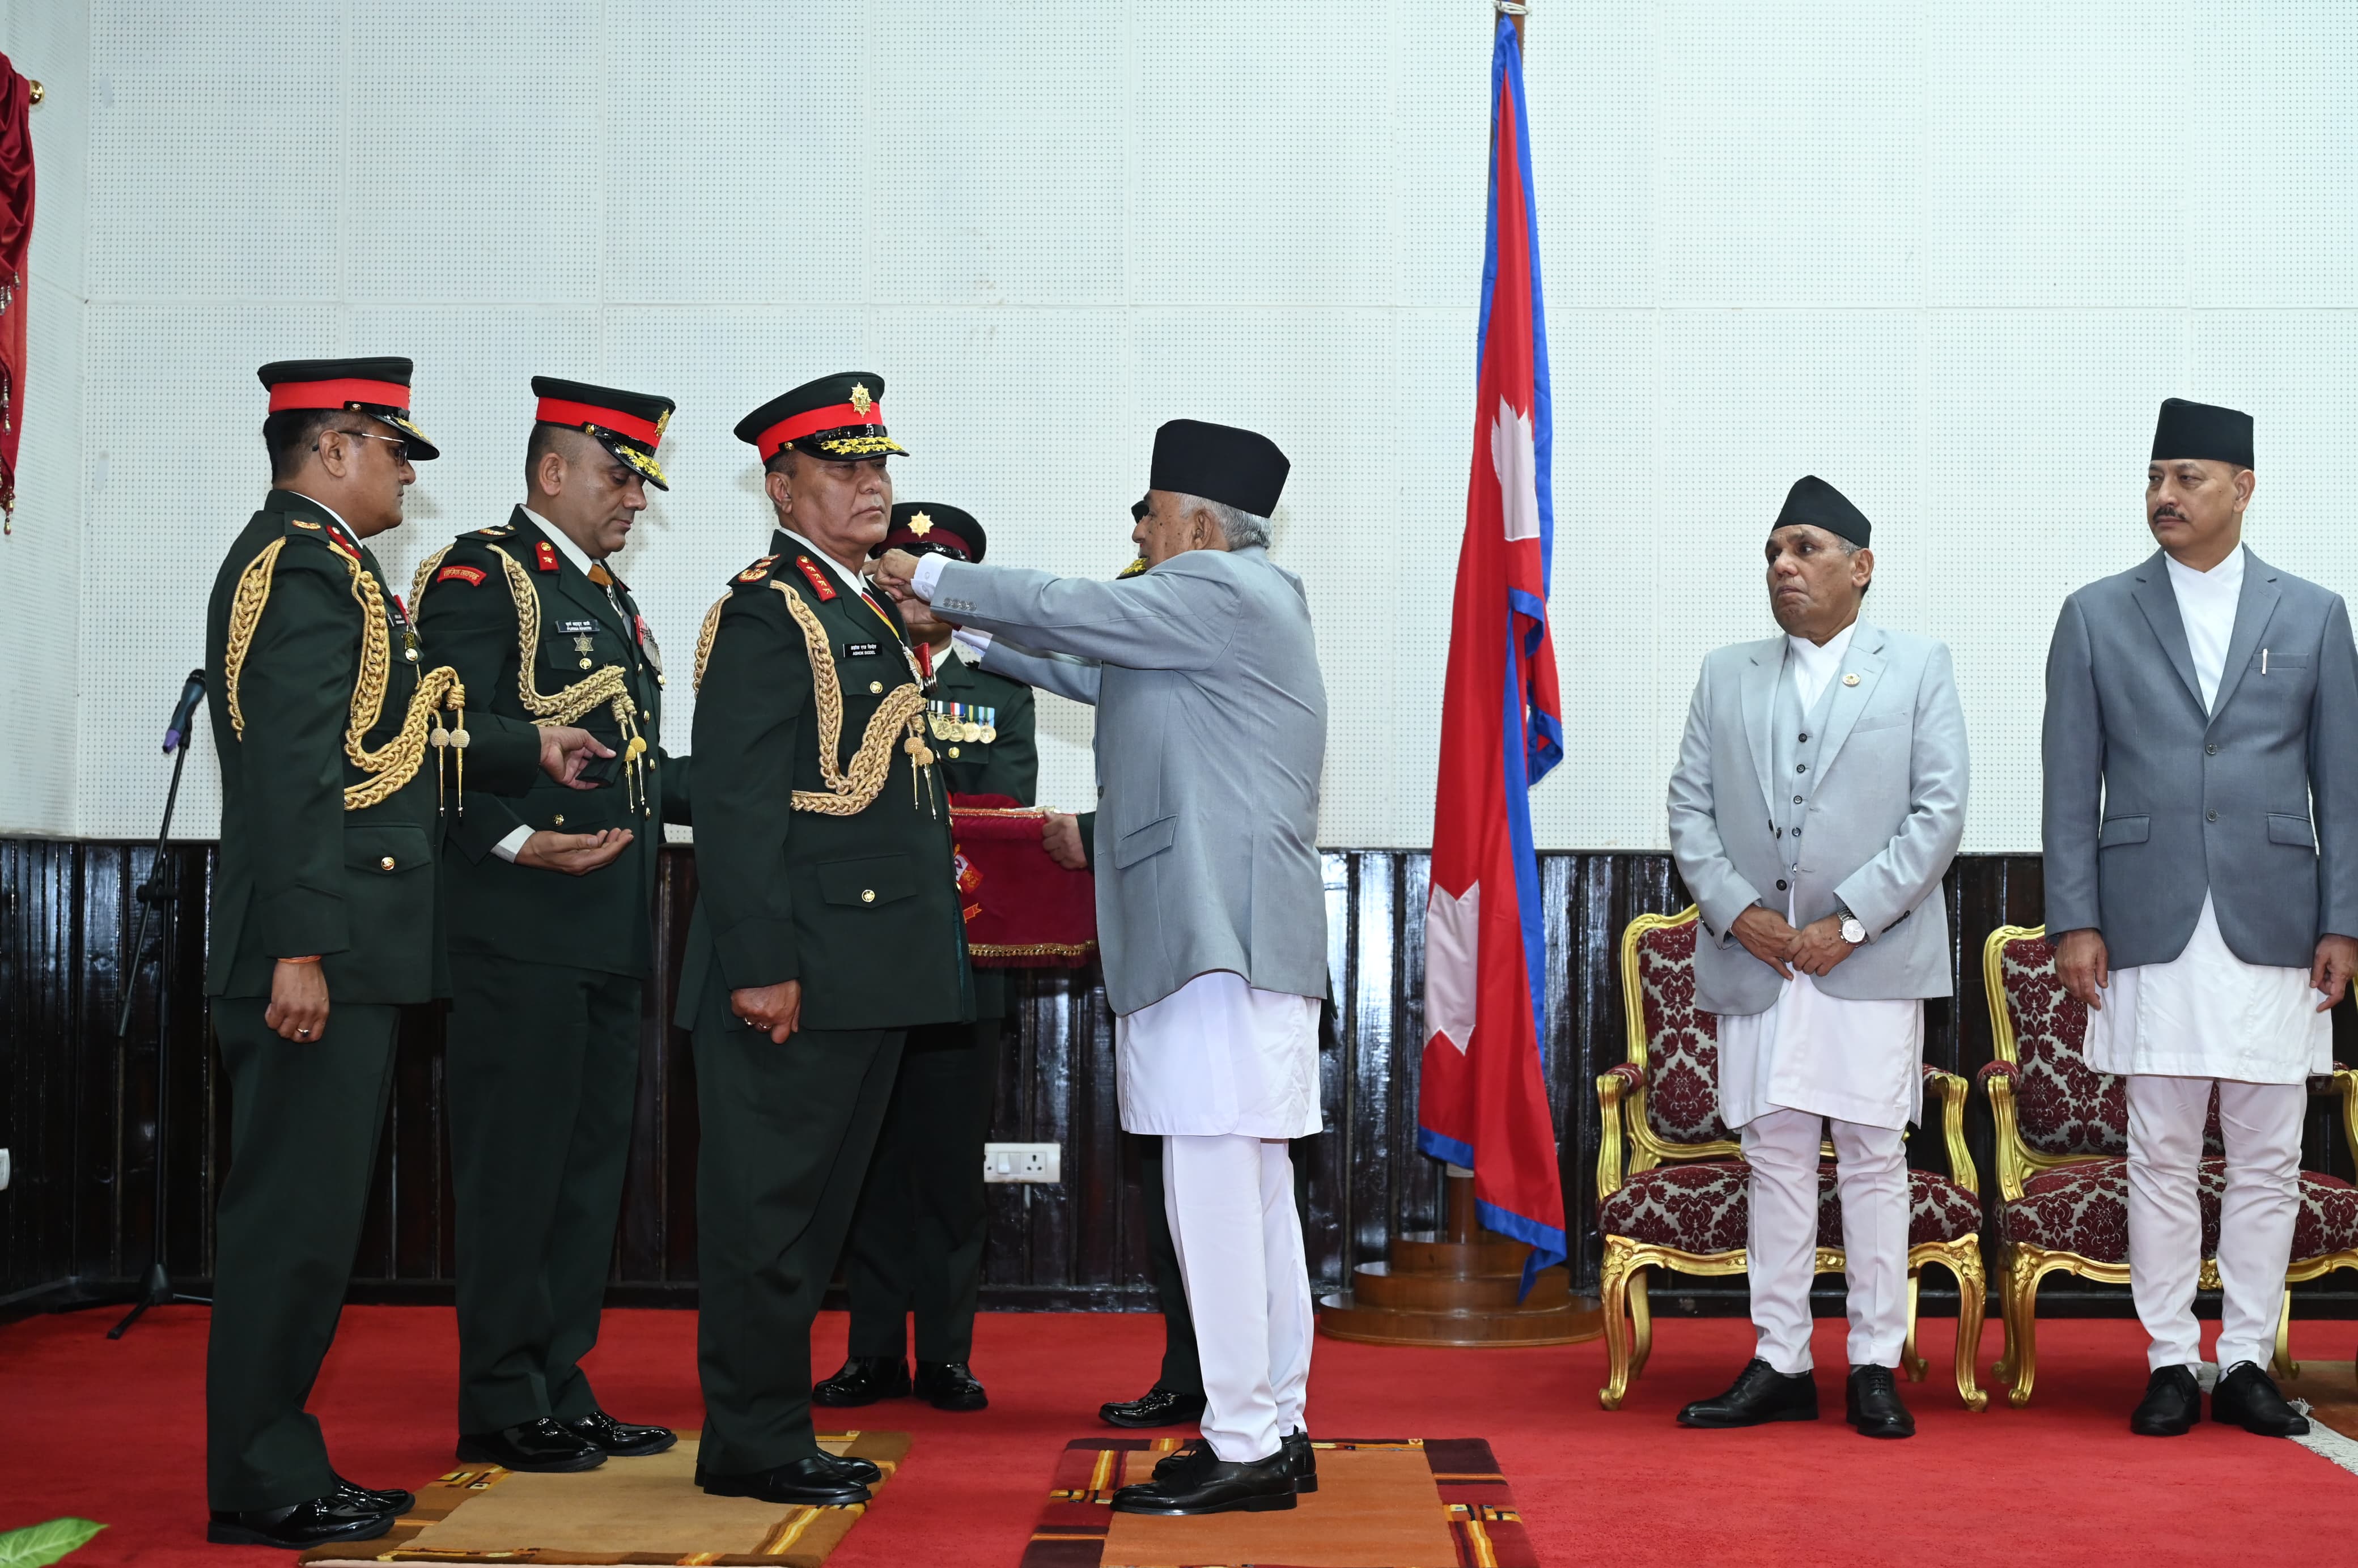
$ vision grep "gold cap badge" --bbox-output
[849,383,873,417]
[907,511,934,536]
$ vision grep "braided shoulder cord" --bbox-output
[770,581,929,815]
[341,562,469,811]
[691,592,728,692]
[409,543,454,615]
[222,538,287,738]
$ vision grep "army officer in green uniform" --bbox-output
[680,375,972,1508]
[204,359,607,1550]
[412,379,692,1474]
[813,504,1034,1414]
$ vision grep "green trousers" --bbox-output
[693,995,904,1475]
[843,1018,1001,1364]
[1135,1133,1203,1396]
[205,998,398,1511]
[447,955,642,1434]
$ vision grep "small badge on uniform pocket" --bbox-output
[842,642,881,658]
[555,619,597,635]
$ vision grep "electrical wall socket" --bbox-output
[982,1142,1060,1184]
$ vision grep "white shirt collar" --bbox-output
[2163,542,2246,599]
[1785,619,1856,671]
[522,507,598,577]
[778,526,874,598]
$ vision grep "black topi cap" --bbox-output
[532,377,675,490]
[874,502,986,564]
[1148,419,1289,519]
[2152,397,2254,469]
[258,356,439,461]
[1771,475,1871,548]
[735,373,906,464]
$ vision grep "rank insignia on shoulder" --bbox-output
[288,518,323,530]
[328,540,359,563]
[736,554,779,584]
[535,541,560,573]
[794,556,838,602]
[436,563,487,585]
[472,522,515,538]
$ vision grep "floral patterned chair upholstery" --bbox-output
[1980,924,2358,1406]
[1596,907,1987,1412]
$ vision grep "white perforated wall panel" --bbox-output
[37,2,2358,853]
[0,0,89,837]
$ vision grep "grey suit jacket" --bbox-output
[1666,621,1969,1015]
[2041,549,2358,968]
[930,545,1329,1016]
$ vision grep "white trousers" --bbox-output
[1163,1134,1313,1463]
[1740,1108,1909,1374]
[2126,1075,2306,1373]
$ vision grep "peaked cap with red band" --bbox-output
[258,356,440,461]
[531,375,676,491]
[872,501,986,564]
[734,371,907,464]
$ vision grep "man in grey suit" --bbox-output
[2043,397,2358,1439]
[1667,476,1967,1439]
[875,419,1326,1516]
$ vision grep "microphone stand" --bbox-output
[108,687,213,1338]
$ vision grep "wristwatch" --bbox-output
[1837,904,1866,945]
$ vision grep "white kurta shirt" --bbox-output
[2084,546,2332,1083]
[1715,623,1925,1132]
[1117,970,1323,1137]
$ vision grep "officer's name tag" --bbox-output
[555,619,597,635]
[841,642,882,658]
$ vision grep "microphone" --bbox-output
[163,669,206,754]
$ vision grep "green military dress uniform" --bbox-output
[682,377,971,1478]
[839,504,1036,1377]
[414,386,691,1442]
[204,361,545,1512]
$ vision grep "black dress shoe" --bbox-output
[1844,1365,1915,1438]
[2130,1365,2203,1437]
[695,1451,882,1489]
[1112,1446,1297,1515]
[565,1409,678,1457]
[812,1356,911,1408]
[207,1495,397,1549]
[1282,1428,1317,1493]
[456,1417,606,1472]
[333,1474,414,1516]
[2213,1361,2311,1437]
[914,1361,989,1412]
[699,1456,871,1507]
[1677,1359,1819,1427]
[1099,1384,1208,1429]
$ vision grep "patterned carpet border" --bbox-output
[1020,1437,1537,1568]
[299,1431,910,1568]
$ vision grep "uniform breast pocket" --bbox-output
[542,629,620,675]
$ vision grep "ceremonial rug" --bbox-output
[1020,1437,1531,1568]
[296,1433,907,1568]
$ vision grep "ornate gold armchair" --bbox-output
[1980,924,2358,1405]
[1596,907,1988,1412]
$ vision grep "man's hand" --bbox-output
[871,549,924,598]
[538,725,616,790]
[1042,811,1088,871]
[732,980,803,1044]
[1789,915,1859,977]
[265,959,330,1042]
[2055,928,2109,1010]
[516,827,634,875]
[2313,935,2358,1012]
[1731,905,1800,979]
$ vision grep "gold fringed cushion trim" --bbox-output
[222,537,287,738]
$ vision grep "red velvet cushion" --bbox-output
[2000,1157,2358,1262]
[1600,1158,1982,1255]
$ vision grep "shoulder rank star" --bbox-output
[736,554,778,583]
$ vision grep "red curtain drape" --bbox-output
[0,60,35,522]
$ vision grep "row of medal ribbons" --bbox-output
[928,700,998,744]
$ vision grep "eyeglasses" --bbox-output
[315,428,411,464]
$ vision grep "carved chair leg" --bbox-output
[1945,1243,1990,1412]
[1628,1268,1655,1378]
[1902,1266,1928,1382]
[2274,1289,2298,1382]
[2005,1251,2046,1409]
[1598,1241,1638,1411]
[1992,1244,2018,1387]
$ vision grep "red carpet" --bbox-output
[5,1305,2354,1567]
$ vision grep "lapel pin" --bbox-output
[1843,673,1860,686]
